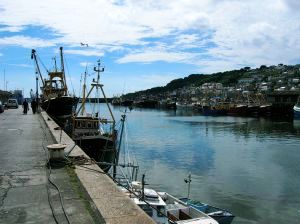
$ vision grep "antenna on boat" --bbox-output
[53,57,58,72]
[184,172,192,199]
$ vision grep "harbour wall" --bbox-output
[41,111,155,224]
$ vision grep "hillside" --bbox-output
[124,64,300,99]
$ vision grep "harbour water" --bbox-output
[88,103,300,223]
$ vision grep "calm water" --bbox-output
[87,103,300,223]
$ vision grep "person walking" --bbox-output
[22,99,29,114]
[31,99,37,114]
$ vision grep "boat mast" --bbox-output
[31,49,45,87]
[94,60,115,124]
[113,112,126,179]
[80,66,88,116]
[59,47,67,95]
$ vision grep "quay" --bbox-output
[0,108,154,224]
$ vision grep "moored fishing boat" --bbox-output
[227,104,248,116]
[259,104,272,117]
[69,61,117,172]
[31,47,78,123]
[201,101,229,116]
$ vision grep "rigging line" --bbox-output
[63,55,75,96]
[37,54,49,73]
[119,166,131,186]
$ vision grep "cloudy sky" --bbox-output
[0,0,300,97]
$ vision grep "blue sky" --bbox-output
[0,0,300,97]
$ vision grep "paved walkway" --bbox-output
[0,108,103,224]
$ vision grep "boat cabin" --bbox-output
[43,71,67,99]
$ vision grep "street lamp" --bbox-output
[36,76,39,112]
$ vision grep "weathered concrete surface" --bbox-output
[0,108,103,223]
[42,112,155,224]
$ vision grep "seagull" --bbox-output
[80,42,88,47]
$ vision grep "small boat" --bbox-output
[294,96,300,119]
[180,198,234,224]
[31,47,78,123]
[176,102,194,110]
[120,180,218,224]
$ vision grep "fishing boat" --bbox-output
[179,198,234,224]
[294,96,300,119]
[201,101,229,116]
[227,104,247,116]
[69,61,117,172]
[31,47,78,123]
[259,104,272,117]
[176,101,194,110]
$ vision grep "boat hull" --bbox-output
[227,105,248,116]
[41,96,79,120]
[294,105,300,120]
[202,106,227,116]
[180,198,235,224]
[75,137,116,172]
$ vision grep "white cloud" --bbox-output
[79,62,93,67]
[8,63,33,68]
[64,49,104,57]
[117,47,198,64]
[0,0,299,74]
[0,35,54,48]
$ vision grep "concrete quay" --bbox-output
[0,107,154,224]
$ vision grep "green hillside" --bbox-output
[124,64,300,99]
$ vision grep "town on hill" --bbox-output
[114,64,300,118]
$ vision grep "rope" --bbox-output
[63,55,75,96]
[38,116,71,224]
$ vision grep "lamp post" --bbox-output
[36,76,39,112]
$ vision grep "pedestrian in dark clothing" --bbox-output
[31,99,37,114]
[23,99,29,114]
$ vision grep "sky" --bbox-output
[0,0,300,97]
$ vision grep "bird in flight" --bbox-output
[80,42,88,47]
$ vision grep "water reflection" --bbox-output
[90,104,300,223]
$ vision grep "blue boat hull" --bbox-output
[180,198,235,224]
[294,105,300,120]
